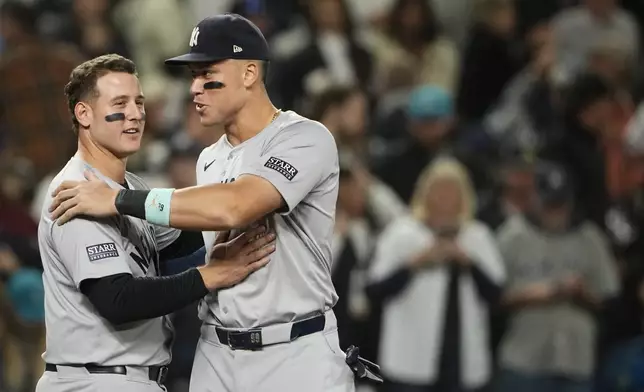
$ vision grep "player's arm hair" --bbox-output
[79,269,208,325]
[115,176,284,231]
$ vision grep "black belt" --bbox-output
[215,314,326,350]
[45,363,168,384]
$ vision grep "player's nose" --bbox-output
[190,78,204,96]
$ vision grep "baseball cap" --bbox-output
[535,162,573,206]
[407,85,453,120]
[165,13,270,66]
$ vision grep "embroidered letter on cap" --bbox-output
[264,157,298,181]
[189,27,200,47]
[86,242,119,262]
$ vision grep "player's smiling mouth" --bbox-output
[123,128,140,134]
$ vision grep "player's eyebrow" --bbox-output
[189,64,220,76]
[110,94,145,104]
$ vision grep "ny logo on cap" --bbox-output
[189,27,200,47]
[233,45,243,53]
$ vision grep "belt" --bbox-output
[215,313,326,350]
[45,363,168,384]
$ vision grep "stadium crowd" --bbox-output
[2,0,644,391]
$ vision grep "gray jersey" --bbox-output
[38,157,180,366]
[196,110,339,328]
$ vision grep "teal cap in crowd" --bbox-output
[407,85,453,120]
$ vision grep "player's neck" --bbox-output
[77,137,128,184]
[225,93,277,146]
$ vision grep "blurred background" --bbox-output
[3,0,644,391]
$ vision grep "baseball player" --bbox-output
[47,13,383,392]
[37,53,276,392]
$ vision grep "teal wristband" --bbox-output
[144,188,175,226]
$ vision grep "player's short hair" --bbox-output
[260,60,270,84]
[64,54,137,135]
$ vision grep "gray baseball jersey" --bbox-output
[38,156,180,366]
[196,110,340,329]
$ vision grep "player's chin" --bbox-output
[199,112,223,127]
[115,136,142,156]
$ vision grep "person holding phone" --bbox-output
[366,157,505,392]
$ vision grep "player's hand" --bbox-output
[199,227,276,291]
[210,224,270,260]
[49,170,119,225]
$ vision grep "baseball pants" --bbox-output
[190,311,355,392]
[35,365,166,392]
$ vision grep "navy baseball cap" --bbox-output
[535,162,574,206]
[165,13,270,65]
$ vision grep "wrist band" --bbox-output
[115,189,149,219]
[144,188,175,226]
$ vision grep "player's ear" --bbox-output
[242,61,260,88]
[75,102,93,128]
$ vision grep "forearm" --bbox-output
[115,186,240,231]
[80,270,208,325]
[502,289,552,309]
[169,185,241,230]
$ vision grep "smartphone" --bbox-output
[435,226,460,239]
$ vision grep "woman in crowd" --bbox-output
[367,157,505,392]
[368,0,460,95]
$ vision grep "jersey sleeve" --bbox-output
[51,217,132,288]
[238,121,338,214]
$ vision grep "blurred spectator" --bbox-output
[163,146,201,392]
[113,0,192,127]
[457,0,522,123]
[310,86,371,162]
[428,0,473,49]
[0,157,40,270]
[477,155,536,231]
[586,34,636,92]
[484,21,563,157]
[332,164,378,359]
[0,155,44,392]
[0,248,45,392]
[545,73,640,232]
[367,158,505,392]
[54,0,131,59]
[552,0,639,83]
[368,0,460,95]
[168,95,225,158]
[330,158,407,373]
[0,1,83,180]
[273,0,373,111]
[166,145,201,190]
[373,85,482,203]
[496,162,619,392]
[597,263,644,392]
